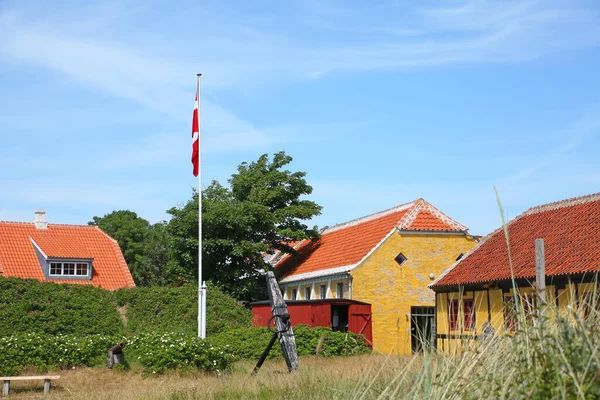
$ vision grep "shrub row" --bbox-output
[0,333,233,376]
[0,277,251,336]
[206,325,371,360]
[0,327,370,376]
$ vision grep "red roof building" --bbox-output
[276,198,469,283]
[432,192,600,289]
[430,193,600,353]
[270,198,477,355]
[0,210,135,290]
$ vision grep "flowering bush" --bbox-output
[128,332,233,374]
[0,333,117,376]
[206,325,371,360]
[0,333,233,376]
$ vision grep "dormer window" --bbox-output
[47,260,92,279]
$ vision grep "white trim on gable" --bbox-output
[29,237,48,259]
[321,201,415,234]
[279,264,355,283]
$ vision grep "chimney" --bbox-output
[34,209,48,229]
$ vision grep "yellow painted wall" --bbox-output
[351,232,477,355]
[436,280,599,353]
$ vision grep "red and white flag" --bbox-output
[191,87,200,177]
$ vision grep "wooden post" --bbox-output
[107,342,126,369]
[266,271,299,372]
[251,332,278,375]
[43,379,51,394]
[535,238,547,315]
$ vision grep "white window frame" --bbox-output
[48,261,91,278]
[336,282,344,298]
[319,285,327,299]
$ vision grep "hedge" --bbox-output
[114,283,251,335]
[0,277,123,336]
[0,277,251,336]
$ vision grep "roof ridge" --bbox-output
[321,200,417,234]
[397,199,424,229]
[398,199,469,232]
[523,192,600,216]
[0,221,94,228]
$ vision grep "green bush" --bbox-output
[114,283,251,335]
[206,325,371,360]
[128,332,233,374]
[0,333,119,376]
[0,277,122,336]
[0,332,234,376]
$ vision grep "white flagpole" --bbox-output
[197,73,207,339]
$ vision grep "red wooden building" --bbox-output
[251,299,373,346]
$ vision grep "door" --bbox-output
[410,306,435,353]
[349,304,373,346]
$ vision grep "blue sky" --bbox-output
[1,0,599,236]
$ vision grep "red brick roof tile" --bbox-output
[277,199,468,280]
[432,193,600,288]
[0,222,135,290]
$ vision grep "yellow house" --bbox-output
[430,192,600,353]
[273,199,477,355]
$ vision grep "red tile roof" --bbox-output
[432,193,600,288]
[0,222,135,290]
[276,199,468,280]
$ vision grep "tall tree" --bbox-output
[167,151,322,301]
[89,211,171,286]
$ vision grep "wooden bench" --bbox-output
[1,376,60,396]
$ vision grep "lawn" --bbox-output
[6,355,404,399]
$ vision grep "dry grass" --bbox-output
[6,355,412,400]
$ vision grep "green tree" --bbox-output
[89,211,172,286]
[168,151,322,301]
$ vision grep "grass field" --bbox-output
[6,355,405,399]
[6,304,600,400]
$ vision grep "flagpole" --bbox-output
[197,73,207,339]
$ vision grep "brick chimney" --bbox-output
[34,209,48,229]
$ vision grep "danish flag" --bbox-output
[191,88,199,177]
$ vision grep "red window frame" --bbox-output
[463,299,475,331]
[449,299,459,331]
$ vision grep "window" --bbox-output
[449,299,459,331]
[305,287,311,300]
[76,263,88,276]
[581,292,599,320]
[456,253,464,261]
[394,253,407,266]
[319,285,327,299]
[504,296,517,332]
[336,283,344,299]
[463,299,475,331]
[48,261,90,277]
[291,289,297,300]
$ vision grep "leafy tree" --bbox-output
[89,211,171,286]
[168,151,322,301]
